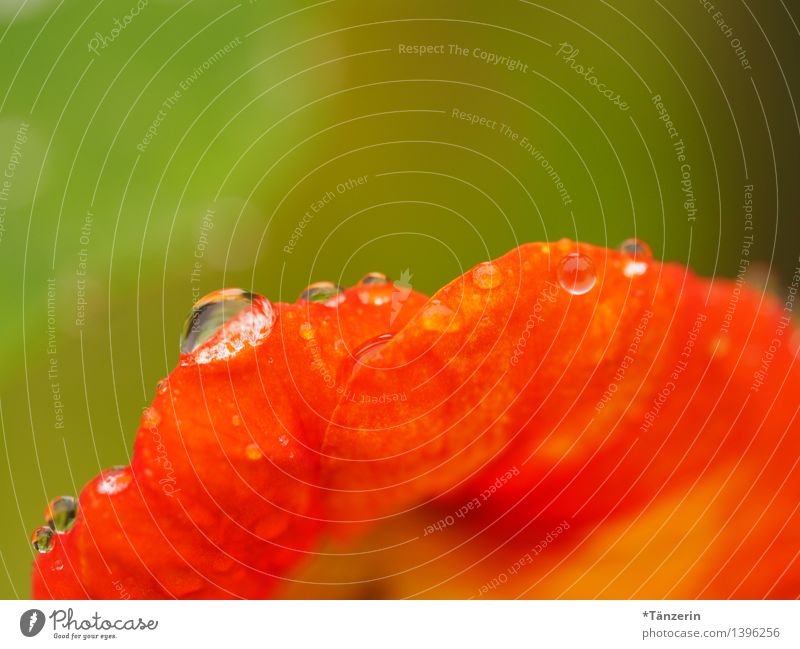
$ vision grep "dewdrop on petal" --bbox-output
[557,253,597,295]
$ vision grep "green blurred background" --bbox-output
[0,0,798,597]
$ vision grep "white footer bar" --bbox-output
[0,600,796,648]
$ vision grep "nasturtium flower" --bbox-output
[32,241,800,599]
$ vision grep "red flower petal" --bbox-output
[32,242,800,598]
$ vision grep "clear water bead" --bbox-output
[32,526,55,554]
[473,262,502,290]
[619,238,652,278]
[298,281,344,305]
[557,253,597,295]
[45,496,78,534]
[182,289,253,353]
[97,468,132,496]
[180,289,275,363]
[619,238,652,258]
[353,333,394,367]
[421,301,458,331]
[359,272,389,286]
[357,272,394,306]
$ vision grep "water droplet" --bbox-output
[357,282,393,306]
[156,379,169,395]
[45,496,77,534]
[32,526,55,554]
[619,239,652,277]
[97,468,132,496]
[231,414,242,427]
[52,560,64,572]
[473,262,501,290]
[557,253,597,295]
[277,434,289,447]
[298,281,344,306]
[141,407,161,429]
[421,301,458,331]
[181,289,252,353]
[180,289,275,363]
[299,321,315,340]
[353,333,394,367]
[619,238,652,258]
[357,273,393,305]
[623,261,649,278]
[245,444,262,461]
[359,272,389,286]
[337,333,394,385]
